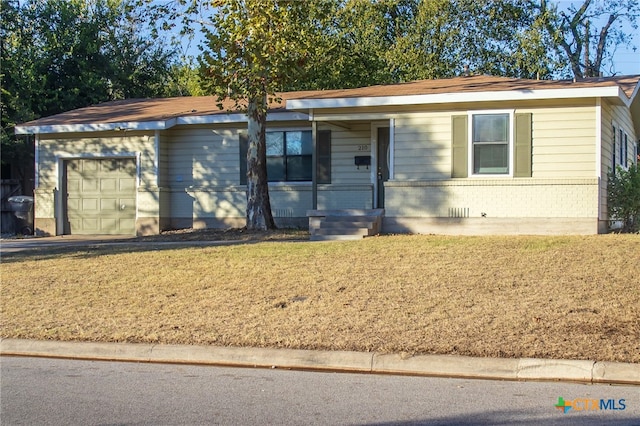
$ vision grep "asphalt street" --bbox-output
[2,356,639,425]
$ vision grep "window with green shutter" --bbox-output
[239,130,316,184]
[452,111,532,178]
[472,113,510,175]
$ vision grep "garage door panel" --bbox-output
[102,159,120,172]
[67,198,80,210]
[119,218,135,230]
[65,158,136,235]
[100,218,117,232]
[68,218,81,231]
[100,198,118,211]
[82,179,99,192]
[83,160,99,172]
[82,198,99,211]
[101,178,117,191]
[119,178,135,191]
[67,179,81,191]
[82,218,99,231]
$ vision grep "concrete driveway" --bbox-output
[0,235,234,254]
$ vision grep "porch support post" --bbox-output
[312,119,318,209]
[389,118,395,180]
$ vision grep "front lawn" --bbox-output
[1,234,638,362]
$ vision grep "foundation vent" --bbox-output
[273,208,294,218]
[448,207,470,218]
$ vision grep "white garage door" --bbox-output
[65,158,136,235]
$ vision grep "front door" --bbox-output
[376,127,390,208]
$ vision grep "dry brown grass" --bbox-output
[1,233,639,363]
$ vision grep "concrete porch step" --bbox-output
[319,220,376,229]
[307,209,384,241]
[313,227,370,236]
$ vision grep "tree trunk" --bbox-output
[245,95,276,230]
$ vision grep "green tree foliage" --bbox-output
[0,0,184,178]
[278,0,561,92]
[608,165,640,233]
[385,0,558,80]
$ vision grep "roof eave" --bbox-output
[14,119,176,135]
[14,111,309,135]
[286,86,625,110]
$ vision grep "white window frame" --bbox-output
[467,109,514,177]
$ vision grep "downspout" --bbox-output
[34,133,39,188]
[154,130,160,187]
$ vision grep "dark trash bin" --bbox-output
[8,195,34,235]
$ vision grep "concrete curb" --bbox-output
[1,338,638,385]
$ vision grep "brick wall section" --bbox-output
[384,178,599,218]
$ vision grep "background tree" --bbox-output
[284,0,560,91]
[386,0,558,80]
[1,0,184,187]
[534,0,639,78]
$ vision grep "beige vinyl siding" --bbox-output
[602,101,637,160]
[37,132,153,187]
[529,106,596,178]
[328,123,372,184]
[394,114,451,180]
[157,131,170,187]
[164,125,243,225]
[166,126,240,187]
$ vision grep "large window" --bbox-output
[472,113,510,175]
[266,130,312,181]
[239,129,331,185]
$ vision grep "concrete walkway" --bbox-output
[1,339,638,385]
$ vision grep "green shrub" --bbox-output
[607,164,640,233]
